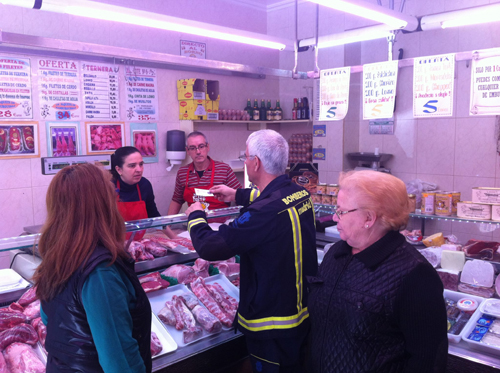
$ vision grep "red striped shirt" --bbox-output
[172,158,242,205]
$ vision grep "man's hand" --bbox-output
[210,185,236,202]
[185,202,204,216]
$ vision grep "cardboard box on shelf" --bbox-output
[206,80,220,101]
[177,78,206,100]
[179,99,207,120]
[207,100,219,120]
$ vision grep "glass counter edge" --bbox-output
[313,203,500,226]
[0,206,244,252]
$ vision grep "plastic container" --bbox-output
[0,269,31,306]
[457,298,479,316]
[444,289,484,344]
[462,298,500,352]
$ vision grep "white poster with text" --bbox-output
[319,67,350,121]
[362,60,398,120]
[38,58,82,121]
[125,67,158,121]
[0,57,33,119]
[413,53,455,118]
[470,48,500,116]
[81,62,120,120]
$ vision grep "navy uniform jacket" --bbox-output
[188,174,318,340]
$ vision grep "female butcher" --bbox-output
[33,163,152,373]
[307,170,448,372]
[111,146,161,240]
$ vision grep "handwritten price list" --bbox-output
[81,62,120,120]
[0,57,33,119]
[413,53,455,118]
[362,60,398,120]
[319,67,351,121]
[470,49,500,116]
[38,58,81,121]
[125,67,159,121]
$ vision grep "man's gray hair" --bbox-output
[186,131,208,145]
[247,130,289,176]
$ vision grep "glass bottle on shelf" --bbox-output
[302,97,309,119]
[274,100,283,121]
[266,100,273,121]
[259,99,267,121]
[297,98,302,119]
[292,98,298,120]
[244,98,253,118]
[253,99,260,121]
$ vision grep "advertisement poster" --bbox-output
[313,124,326,137]
[470,48,500,116]
[81,62,120,120]
[180,40,206,59]
[85,122,124,154]
[125,66,159,121]
[38,58,81,121]
[0,122,39,158]
[130,122,158,163]
[313,147,326,161]
[319,67,350,121]
[46,122,80,157]
[362,60,398,120]
[0,57,33,119]
[413,53,455,117]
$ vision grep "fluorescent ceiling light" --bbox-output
[421,4,500,30]
[0,0,289,50]
[299,25,394,49]
[308,0,410,29]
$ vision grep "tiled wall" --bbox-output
[268,0,500,241]
[0,0,280,245]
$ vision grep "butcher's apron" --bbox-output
[183,159,228,211]
[116,179,148,240]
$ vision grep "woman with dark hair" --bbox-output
[33,163,152,373]
[111,146,161,239]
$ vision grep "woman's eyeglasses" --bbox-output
[333,206,358,219]
[186,143,208,152]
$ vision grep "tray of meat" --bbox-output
[148,284,223,347]
[189,275,239,330]
[151,312,177,358]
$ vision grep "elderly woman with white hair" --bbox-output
[308,170,448,373]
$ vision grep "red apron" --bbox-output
[116,179,148,240]
[183,159,228,211]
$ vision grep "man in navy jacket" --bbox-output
[186,129,317,373]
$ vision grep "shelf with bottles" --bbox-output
[192,119,311,125]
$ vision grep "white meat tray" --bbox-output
[444,289,485,343]
[151,312,177,357]
[202,274,240,304]
[147,284,223,348]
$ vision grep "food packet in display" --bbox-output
[481,332,500,347]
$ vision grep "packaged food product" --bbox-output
[456,202,491,220]
[421,191,436,215]
[451,191,460,215]
[435,191,452,216]
[491,204,500,221]
[457,298,478,316]
[327,184,339,197]
[311,194,322,204]
[472,187,500,204]
[321,194,332,205]
[316,183,327,195]
[408,194,416,213]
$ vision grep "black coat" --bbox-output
[308,231,448,373]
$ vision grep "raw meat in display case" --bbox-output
[0,324,38,350]
[3,342,45,373]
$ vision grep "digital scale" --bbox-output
[41,155,112,175]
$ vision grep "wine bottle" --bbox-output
[274,100,283,121]
[253,99,260,121]
[292,98,297,120]
[297,98,302,119]
[266,100,273,121]
[244,98,253,118]
[259,99,267,121]
[302,97,308,119]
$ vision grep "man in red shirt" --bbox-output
[167,131,241,216]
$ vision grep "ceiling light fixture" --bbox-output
[0,0,291,50]
[307,0,418,31]
[421,3,500,30]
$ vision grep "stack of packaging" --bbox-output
[177,79,220,120]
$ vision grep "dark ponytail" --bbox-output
[111,146,140,181]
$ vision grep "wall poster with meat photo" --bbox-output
[46,122,81,157]
[130,122,158,163]
[0,122,39,159]
[85,122,125,154]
